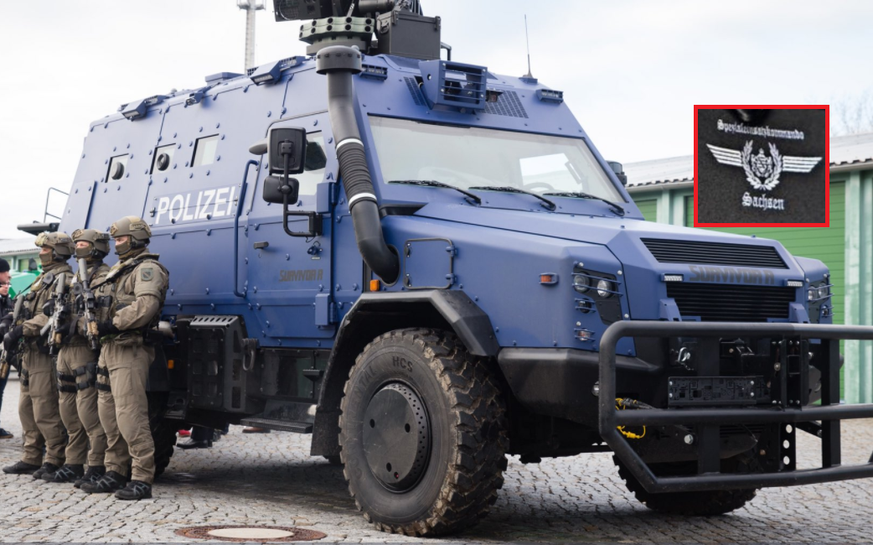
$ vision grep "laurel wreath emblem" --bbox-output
[742,141,782,191]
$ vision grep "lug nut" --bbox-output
[684,434,694,445]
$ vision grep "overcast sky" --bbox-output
[1,0,872,239]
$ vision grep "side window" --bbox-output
[296,133,327,195]
[106,154,129,182]
[151,144,176,173]
[193,135,219,167]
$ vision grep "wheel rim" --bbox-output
[362,383,431,492]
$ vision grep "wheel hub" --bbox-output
[362,383,430,491]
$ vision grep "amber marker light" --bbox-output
[540,273,558,285]
[369,279,381,291]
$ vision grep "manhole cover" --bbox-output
[176,525,326,542]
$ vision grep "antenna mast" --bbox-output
[523,14,534,79]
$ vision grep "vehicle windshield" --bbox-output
[368,116,625,202]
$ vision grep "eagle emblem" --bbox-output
[707,140,821,192]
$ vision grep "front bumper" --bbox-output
[599,321,873,493]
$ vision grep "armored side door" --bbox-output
[244,113,338,342]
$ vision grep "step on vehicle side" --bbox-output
[21,0,873,537]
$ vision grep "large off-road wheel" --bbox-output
[614,456,758,516]
[147,392,176,478]
[339,328,507,536]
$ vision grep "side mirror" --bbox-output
[263,175,299,205]
[269,127,307,175]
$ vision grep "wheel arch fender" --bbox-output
[310,290,499,457]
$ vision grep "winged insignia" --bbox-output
[706,140,821,192]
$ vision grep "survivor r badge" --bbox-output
[694,106,829,226]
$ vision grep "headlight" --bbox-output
[807,288,815,301]
[596,279,613,298]
[573,275,590,293]
[817,286,829,299]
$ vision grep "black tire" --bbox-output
[323,455,342,465]
[614,456,758,516]
[152,419,177,478]
[147,392,176,478]
[339,328,507,536]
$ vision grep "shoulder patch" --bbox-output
[141,267,154,282]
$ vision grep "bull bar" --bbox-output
[598,321,873,493]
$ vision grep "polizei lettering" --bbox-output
[688,265,775,285]
[154,186,237,225]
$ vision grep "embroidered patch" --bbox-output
[707,141,821,192]
[141,268,154,282]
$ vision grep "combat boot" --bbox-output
[115,480,152,500]
[80,471,127,494]
[42,464,85,483]
[74,465,106,489]
[2,461,41,475]
[33,462,60,480]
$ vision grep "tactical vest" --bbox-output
[96,254,168,341]
[16,269,67,351]
[69,262,110,346]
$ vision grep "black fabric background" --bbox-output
[696,108,827,224]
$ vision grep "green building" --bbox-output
[0,236,38,273]
[625,132,873,403]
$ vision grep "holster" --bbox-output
[74,361,98,390]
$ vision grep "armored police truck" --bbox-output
[24,0,873,536]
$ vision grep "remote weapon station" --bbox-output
[26,0,873,536]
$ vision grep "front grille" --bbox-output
[667,283,795,322]
[642,238,787,269]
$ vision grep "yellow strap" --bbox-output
[615,398,646,440]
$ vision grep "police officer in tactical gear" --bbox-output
[42,229,111,485]
[80,217,168,500]
[2,233,73,476]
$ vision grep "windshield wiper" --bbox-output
[468,186,556,211]
[543,191,625,216]
[389,180,482,205]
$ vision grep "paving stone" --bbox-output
[2,375,873,542]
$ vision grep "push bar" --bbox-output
[598,321,873,493]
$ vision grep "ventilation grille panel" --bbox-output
[405,77,425,106]
[643,238,787,269]
[667,283,795,322]
[485,91,528,118]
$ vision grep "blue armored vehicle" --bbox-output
[25,0,873,536]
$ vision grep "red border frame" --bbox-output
[693,105,830,228]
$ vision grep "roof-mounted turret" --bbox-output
[274,0,442,60]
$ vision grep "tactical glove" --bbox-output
[42,299,55,316]
[3,326,23,352]
[96,321,119,337]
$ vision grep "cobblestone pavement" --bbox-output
[1,375,873,543]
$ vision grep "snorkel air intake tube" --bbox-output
[316,46,399,284]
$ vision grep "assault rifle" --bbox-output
[0,296,25,378]
[41,272,69,355]
[74,258,100,351]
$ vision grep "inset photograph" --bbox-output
[694,106,829,226]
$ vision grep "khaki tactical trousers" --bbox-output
[97,340,155,483]
[19,346,67,467]
[57,344,107,467]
